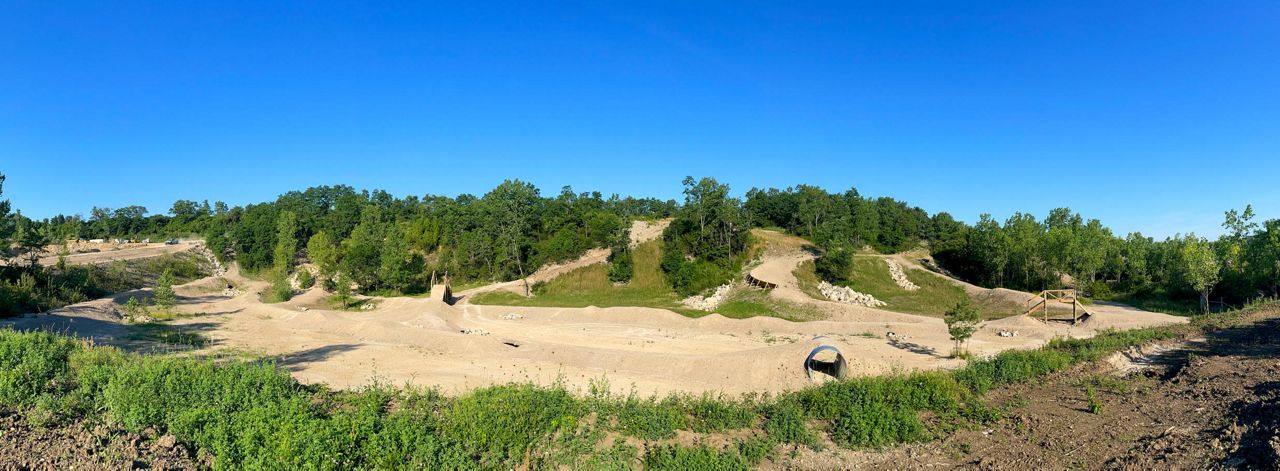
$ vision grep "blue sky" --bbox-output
[2,1,1277,238]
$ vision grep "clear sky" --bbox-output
[2,1,1277,238]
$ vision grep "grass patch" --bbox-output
[472,241,694,314]
[127,323,207,349]
[715,288,824,321]
[796,257,1022,319]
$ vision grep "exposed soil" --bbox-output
[777,305,1280,470]
[0,409,202,470]
[3,228,1185,398]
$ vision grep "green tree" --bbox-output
[306,231,340,283]
[378,223,417,293]
[14,213,48,269]
[1179,235,1221,313]
[484,180,541,280]
[333,271,354,309]
[944,298,982,357]
[0,173,11,254]
[341,207,386,291]
[273,211,299,273]
[154,269,177,311]
[814,247,852,283]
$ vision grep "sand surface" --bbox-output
[2,241,200,267]
[2,227,1187,397]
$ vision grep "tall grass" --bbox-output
[795,257,1023,319]
[472,240,692,313]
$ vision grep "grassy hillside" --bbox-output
[796,257,1023,319]
[471,240,695,314]
[473,239,820,321]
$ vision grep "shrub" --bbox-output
[0,330,79,407]
[944,298,982,356]
[297,269,315,289]
[267,269,293,303]
[153,269,177,310]
[642,444,749,470]
[445,384,582,466]
[814,248,852,283]
[614,395,686,440]
[763,398,816,446]
[607,246,633,284]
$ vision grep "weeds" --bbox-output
[1085,385,1103,414]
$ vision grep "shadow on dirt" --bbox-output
[274,344,361,369]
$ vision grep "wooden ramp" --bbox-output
[429,272,454,305]
[745,273,777,289]
[1025,289,1091,324]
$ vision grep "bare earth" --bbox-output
[4,241,201,267]
[2,226,1186,397]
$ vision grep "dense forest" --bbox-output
[4,170,1278,315]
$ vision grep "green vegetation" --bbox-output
[661,177,751,296]
[475,239,818,321]
[0,298,1235,469]
[944,299,982,357]
[21,179,676,299]
[746,185,1280,314]
[795,257,1021,319]
[714,289,824,321]
[814,246,852,283]
[472,240,692,314]
[1,251,206,318]
[152,269,177,312]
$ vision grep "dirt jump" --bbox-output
[2,224,1186,397]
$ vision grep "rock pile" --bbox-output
[681,283,736,311]
[885,260,919,291]
[192,243,227,278]
[819,281,887,307]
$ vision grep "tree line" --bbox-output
[8,171,1278,312]
[741,184,1278,312]
[14,179,677,297]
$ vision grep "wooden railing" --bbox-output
[1024,289,1090,324]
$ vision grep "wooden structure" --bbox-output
[429,271,454,305]
[746,273,777,290]
[1024,289,1090,324]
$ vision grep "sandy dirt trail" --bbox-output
[3,226,1186,397]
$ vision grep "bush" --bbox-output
[666,259,734,297]
[445,384,582,465]
[0,330,78,407]
[297,269,315,289]
[607,246,633,284]
[814,248,852,283]
[267,269,293,303]
[763,398,816,446]
[643,444,749,470]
